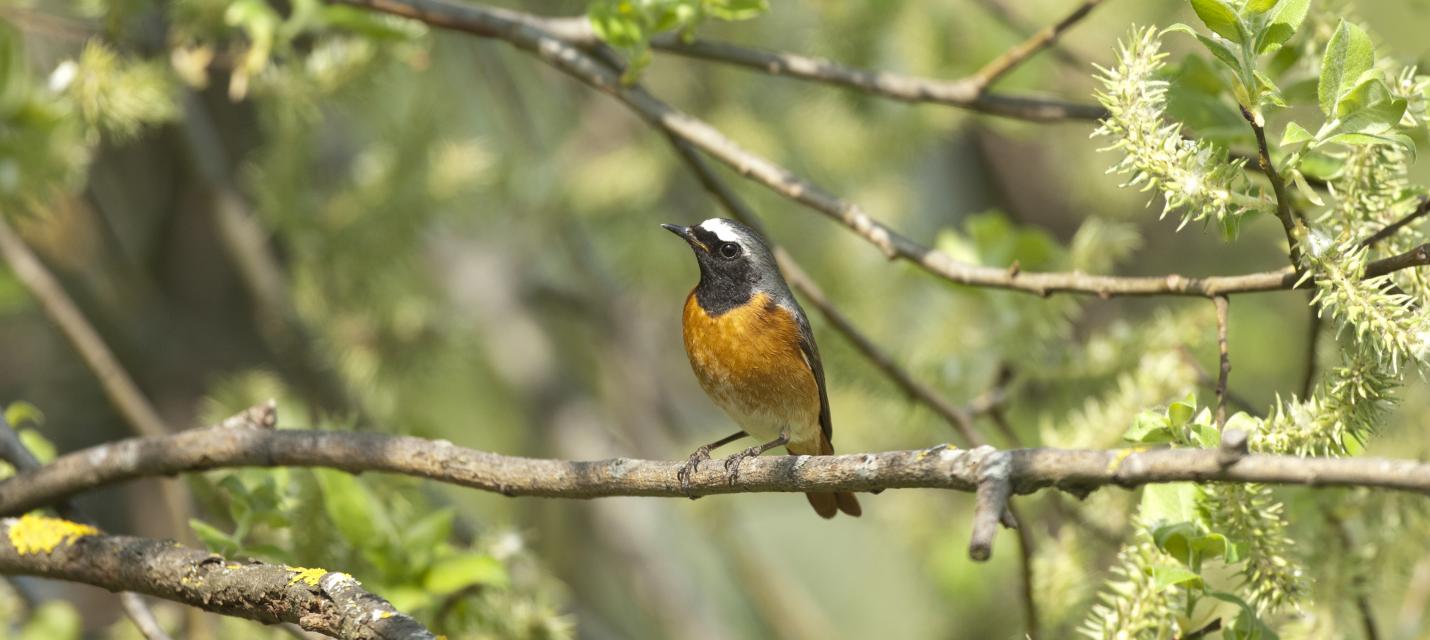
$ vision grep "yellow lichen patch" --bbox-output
[285,566,328,586]
[1105,446,1148,472]
[6,514,99,555]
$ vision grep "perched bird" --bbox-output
[663,218,861,518]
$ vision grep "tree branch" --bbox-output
[0,515,433,639]
[5,425,1430,561]
[967,0,1106,90]
[330,0,1430,299]
[410,2,1107,122]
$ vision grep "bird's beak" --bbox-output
[661,224,708,252]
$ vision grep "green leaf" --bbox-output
[1242,0,1278,14]
[1258,0,1309,53]
[1191,0,1244,43]
[4,401,43,429]
[1168,394,1197,427]
[1208,591,1281,639]
[1125,411,1173,443]
[1141,483,1201,526]
[1280,121,1312,145]
[1152,521,1201,564]
[704,0,768,21]
[1319,20,1375,115]
[190,519,241,556]
[313,469,385,547]
[422,552,509,594]
[1152,564,1204,590]
[1335,75,1391,118]
[1165,24,1241,72]
[402,508,455,557]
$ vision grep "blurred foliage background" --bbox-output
[1,0,1429,638]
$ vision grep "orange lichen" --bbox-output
[6,514,99,555]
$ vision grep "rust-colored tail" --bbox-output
[793,434,861,518]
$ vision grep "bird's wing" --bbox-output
[793,305,832,445]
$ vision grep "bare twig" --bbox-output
[973,0,1089,70]
[1007,501,1039,638]
[1212,296,1230,428]
[1301,302,1322,398]
[969,451,1015,561]
[332,0,1430,299]
[7,427,1430,561]
[119,593,174,640]
[1175,346,1258,417]
[447,3,1108,122]
[1360,196,1429,249]
[0,515,433,640]
[0,216,168,439]
[968,0,1106,90]
[1241,105,1306,268]
[0,213,193,545]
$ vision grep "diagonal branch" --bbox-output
[0,213,195,547]
[967,0,1106,90]
[407,2,1107,122]
[0,515,433,640]
[1242,105,1306,268]
[332,0,1430,299]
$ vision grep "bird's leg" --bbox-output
[723,427,790,486]
[679,430,747,496]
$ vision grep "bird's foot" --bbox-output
[678,446,714,497]
[722,445,765,486]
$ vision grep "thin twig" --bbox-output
[482,4,1107,122]
[0,214,194,544]
[968,0,1106,90]
[1212,296,1230,428]
[1007,501,1040,639]
[1326,510,1380,640]
[1175,346,1258,416]
[0,216,169,439]
[1360,196,1429,249]
[333,0,1430,298]
[0,516,433,640]
[1241,105,1305,269]
[1301,301,1321,398]
[973,0,1088,70]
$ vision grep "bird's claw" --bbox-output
[678,446,712,498]
[722,445,762,486]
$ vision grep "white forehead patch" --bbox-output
[699,218,740,242]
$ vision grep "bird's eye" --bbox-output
[718,242,741,259]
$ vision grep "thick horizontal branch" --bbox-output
[330,0,1430,298]
[3,428,1429,516]
[0,515,433,639]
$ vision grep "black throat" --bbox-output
[693,268,753,317]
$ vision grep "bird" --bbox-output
[662,218,861,518]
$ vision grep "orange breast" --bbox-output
[682,291,821,444]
